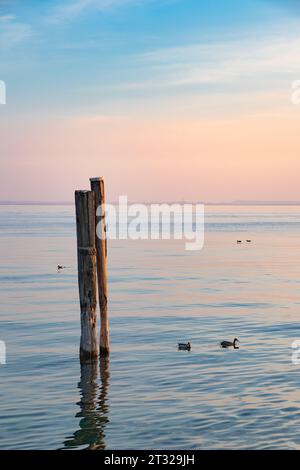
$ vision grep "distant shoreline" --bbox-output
[1,201,300,206]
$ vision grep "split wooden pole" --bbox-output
[90,177,110,356]
[75,190,98,361]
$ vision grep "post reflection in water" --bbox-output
[63,356,110,450]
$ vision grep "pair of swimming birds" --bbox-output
[178,338,240,351]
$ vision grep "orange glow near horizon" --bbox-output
[1,111,300,202]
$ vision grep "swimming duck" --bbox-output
[178,342,191,351]
[220,338,239,349]
[246,240,252,243]
[237,240,242,244]
[57,265,66,270]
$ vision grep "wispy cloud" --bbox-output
[111,25,300,92]
[0,14,31,49]
[0,15,16,21]
[48,0,147,24]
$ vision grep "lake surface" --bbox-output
[0,204,300,449]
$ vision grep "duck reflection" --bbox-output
[64,356,110,450]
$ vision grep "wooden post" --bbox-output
[90,177,110,356]
[75,190,98,361]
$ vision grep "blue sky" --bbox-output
[1,0,300,117]
[1,1,300,202]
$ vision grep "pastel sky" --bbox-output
[0,0,300,202]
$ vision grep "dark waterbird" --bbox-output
[220,338,239,349]
[237,240,242,244]
[178,342,191,351]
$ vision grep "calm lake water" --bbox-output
[0,204,300,449]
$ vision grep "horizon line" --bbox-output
[1,200,300,206]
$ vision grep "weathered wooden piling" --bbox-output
[75,190,98,361]
[90,177,110,356]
